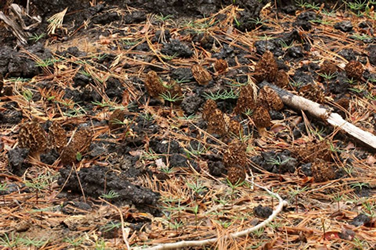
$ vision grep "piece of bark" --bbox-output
[259,81,376,150]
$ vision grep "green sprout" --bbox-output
[266,156,291,166]
[24,176,49,205]
[100,221,122,232]
[318,72,337,80]
[186,179,207,195]
[0,232,20,248]
[76,152,82,161]
[22,89,33,102]
[350,182,370,191]
[161,53,178,61]
[351,33,373,41]
[184,142,207,158]
[289,80,303,88]
[35,58,60,67]
[19,237,48,247]
[29,33,45,42]
[159,91,184,103]
[79,70,91,77]
[296,0,321,10]
[203,89,239,100]
[332,194,343,211]
[279,40,294,49]
[249,17,265,26]
[101,190,120,199]
[92,101,114,108]
[155,13,174,22]
[63,236,84,247]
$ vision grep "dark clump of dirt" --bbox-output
[252,150,298,174]
[349,214,371,227]
[110,0,264,19]
[0,102,23,124]
[58,165,161,215]
[0,43,52,77]
[253,204,273,218]
[161,39,193,58]
[7,147,31,176]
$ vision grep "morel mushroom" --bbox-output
[191,64,212,85]
[227,164,246,185]
[258,86,284,111]
[274,70,289,88]
[60,126,92,165]
[214,59,228,74]
[223,139,247,167]
[48,121,67,151]
[299,84,325,103]
[254,51,278,83]
[234,83,256,115]
[202,99,217,121]
[312,159,336,182]
[345,60,363,80]
[252,104,272,137]
[319,60,338,75]
[206,108,227,136]
[224,139,247,185]
[144,70,167,98]
[109,109,126,130]
[18,119,48,160]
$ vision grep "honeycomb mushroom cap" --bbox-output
[258,86,284,111]
[144,70,167,97]
[345,60,363,80]
[274,70,289,88]
[319,60,338,75]
[214,59,228,74]
[191,64,212,86]
[202,99,218,121]
[252,104,272,129]
[227,164,246,185]
[254,51,278,83]
[18,120,48,154]
[48,121,67,150]
[234,83,256,115]
[109,109,127,130]
[206,108,227,136]
[223,139,247,167]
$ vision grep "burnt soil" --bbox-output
[1,0,376,249]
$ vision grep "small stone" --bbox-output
[349,214,371,227]
[288,46,304,58]
[334,21,353,32]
